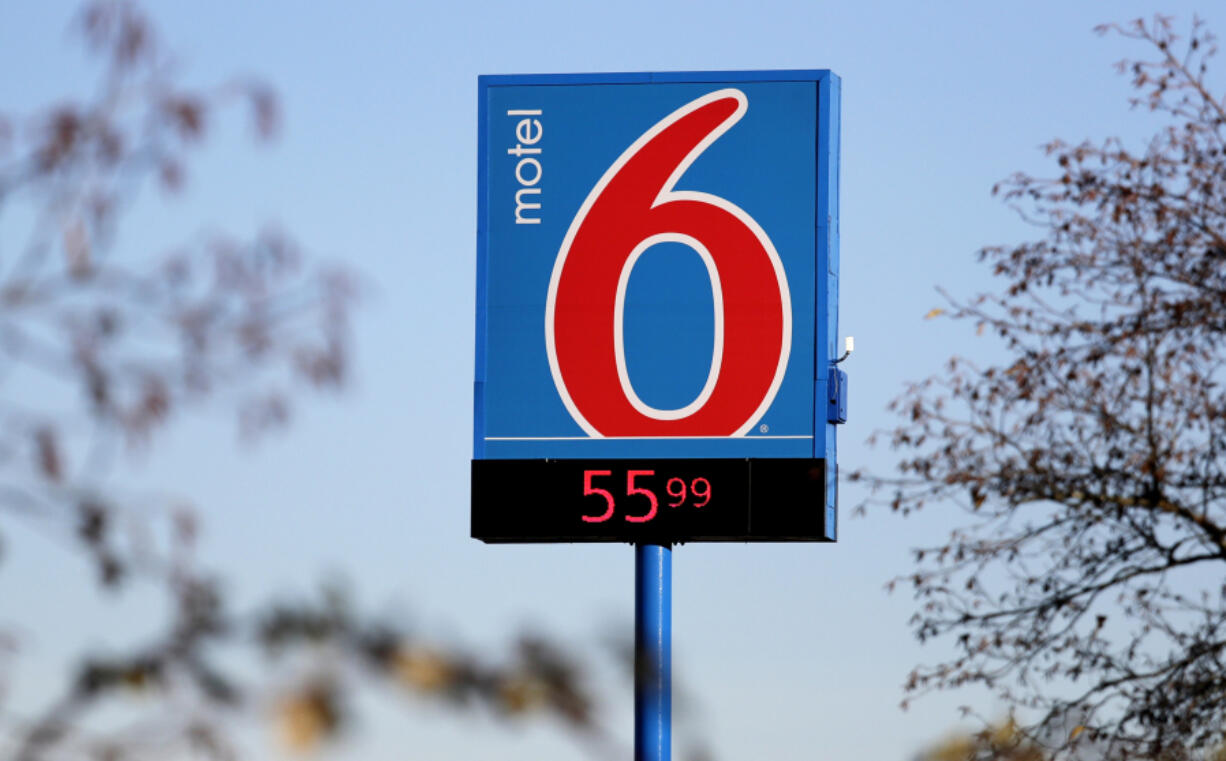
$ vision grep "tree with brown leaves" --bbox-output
[860,15,1226,760]
[0,4,661,761]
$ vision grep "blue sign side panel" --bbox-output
[816,71,841,539]
[474,77,491,459]
[475,72,834,464]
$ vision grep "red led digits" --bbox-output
[691,477,711,508]
[581,470,615,523]
[665,478,686,507]
[624,470,658,523]
[581,469,712,522]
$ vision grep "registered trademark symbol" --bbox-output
[759,424,769,433]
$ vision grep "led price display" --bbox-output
[471,459,829,543]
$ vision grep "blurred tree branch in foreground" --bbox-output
[914,717,1226,761]
[0,3,699,760]
[858,14,1226,761]
[915,719,1048,761]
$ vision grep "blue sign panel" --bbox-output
[476,71,839,468]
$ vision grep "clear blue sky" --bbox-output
[0,1,1218,759]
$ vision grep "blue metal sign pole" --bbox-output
[635,543,671,761]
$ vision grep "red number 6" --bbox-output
[545,89,791,438]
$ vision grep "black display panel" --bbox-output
[471,458,830,543]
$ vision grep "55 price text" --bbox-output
[581,469,712,523]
